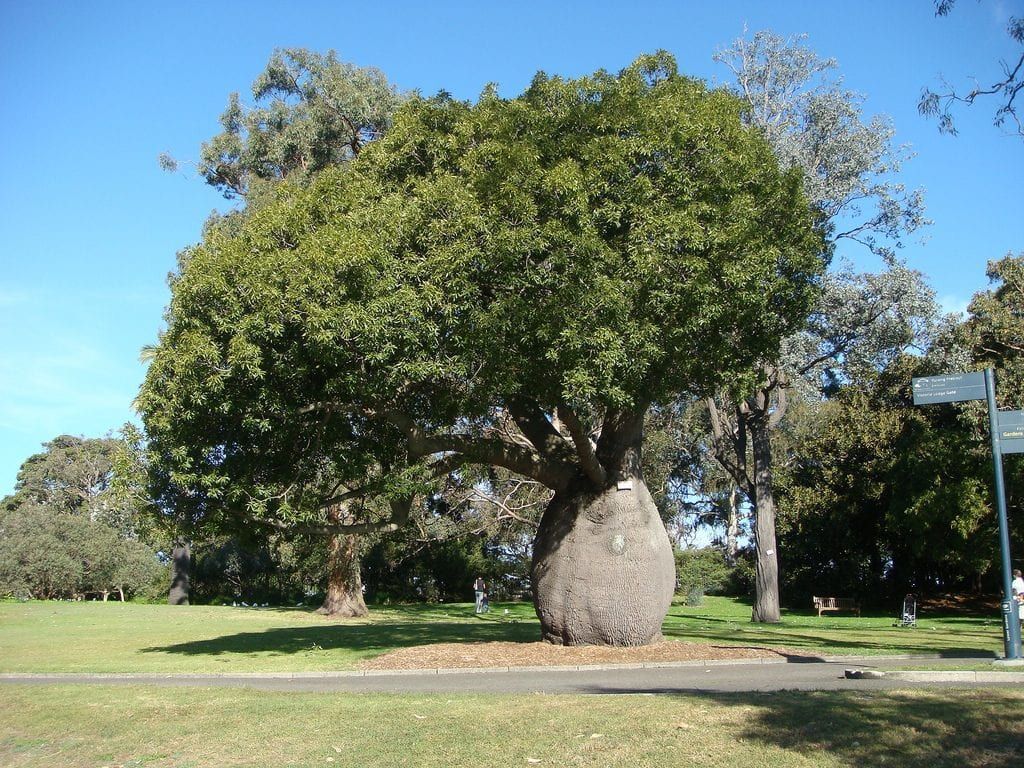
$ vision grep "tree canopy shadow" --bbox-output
[141,618,541,658]
[661,623,997,657]
[601,688,1024,767]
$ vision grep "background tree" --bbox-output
[162,48,404,204]
[139,53,825,646]
[156,49,406,614]
[919,1,1024,137]
[0,434,164,600]
[707,31,930,621]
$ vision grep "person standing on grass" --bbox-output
[474,576,486,614]
[1013,569,1024,604]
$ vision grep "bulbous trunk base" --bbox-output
[531,481,675,646]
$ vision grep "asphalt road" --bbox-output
[3,658,1021,695]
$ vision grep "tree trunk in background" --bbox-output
[750,421,781,623]
[531,411,675,646]
[317,508,368,618]
[168,542,190,605]
[726,486,740,565]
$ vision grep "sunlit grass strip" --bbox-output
[1,685,1021,768]
[0,596,1003,675]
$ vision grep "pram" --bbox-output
[894,593,917,628]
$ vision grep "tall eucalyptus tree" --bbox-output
[708,31,931,621]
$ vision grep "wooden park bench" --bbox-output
[813,596,860,617]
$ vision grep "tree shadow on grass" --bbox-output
[141,618,541,659]
[622,688,1024,768]
[720,688,1024,768]
[661,623,997,657]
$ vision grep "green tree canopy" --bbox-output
[162,48,405,204]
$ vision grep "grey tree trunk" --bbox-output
[317,531,368,618]
[531,411,674,646]
[725,486,740,565]
[532,480,675,645]
[168,542,190,605]
[750,420,781,623]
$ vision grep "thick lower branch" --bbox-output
[506,398,575,461]
[263,495,413,536]
[386,411,576,491]
[557,403,607,487]
[595,407,647,483]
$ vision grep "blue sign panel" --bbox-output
[997,410,1024,454]
[911,372,987,405]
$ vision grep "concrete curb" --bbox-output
[0,652,1006,681]
[0,657,790,682]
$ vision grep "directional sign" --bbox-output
[911,371,987,405]
[997,410,1024,454]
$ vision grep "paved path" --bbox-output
[3,657,1022,695]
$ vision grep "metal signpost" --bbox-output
[912,368,1022,661]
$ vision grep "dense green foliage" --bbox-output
[139,52,824,536]
[0,436,165,600]
[775,254,1024,603]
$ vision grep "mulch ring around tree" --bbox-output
[358,640,792,671]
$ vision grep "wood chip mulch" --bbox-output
[358,640,791,670]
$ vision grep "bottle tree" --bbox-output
[139,53,824,645]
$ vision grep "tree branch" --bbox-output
[556,402,607,487]
[261,494,413,536]
[505,398,575,460]
[706,397,754,496]
[384,411,575,491]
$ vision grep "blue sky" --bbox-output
[0,0,1021,494]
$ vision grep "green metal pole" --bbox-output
[985,367,1022,660]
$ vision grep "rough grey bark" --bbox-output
[168,542,190,605]
[750,420,781,623]
[725,486,740,565]
[530,409,675,646]
[317,530,368,618]
[532,480,676,645]
[706,376,785,624]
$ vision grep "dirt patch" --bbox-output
[358,640,793,670]
[918,593,1000,615]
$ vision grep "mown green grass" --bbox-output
[662,598,1002,659]
[0,596,1003,674]
[1,684,1021,768]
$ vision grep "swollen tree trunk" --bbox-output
[168,542,190,605]
[750,420,781,623]
[531,410,675,646]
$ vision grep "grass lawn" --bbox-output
[0,597,1004,674]
[1,599,1018,768]
[2,684,1022,768]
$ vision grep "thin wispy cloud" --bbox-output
[938,294,971,318]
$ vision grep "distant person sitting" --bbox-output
[474,576,487,614]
